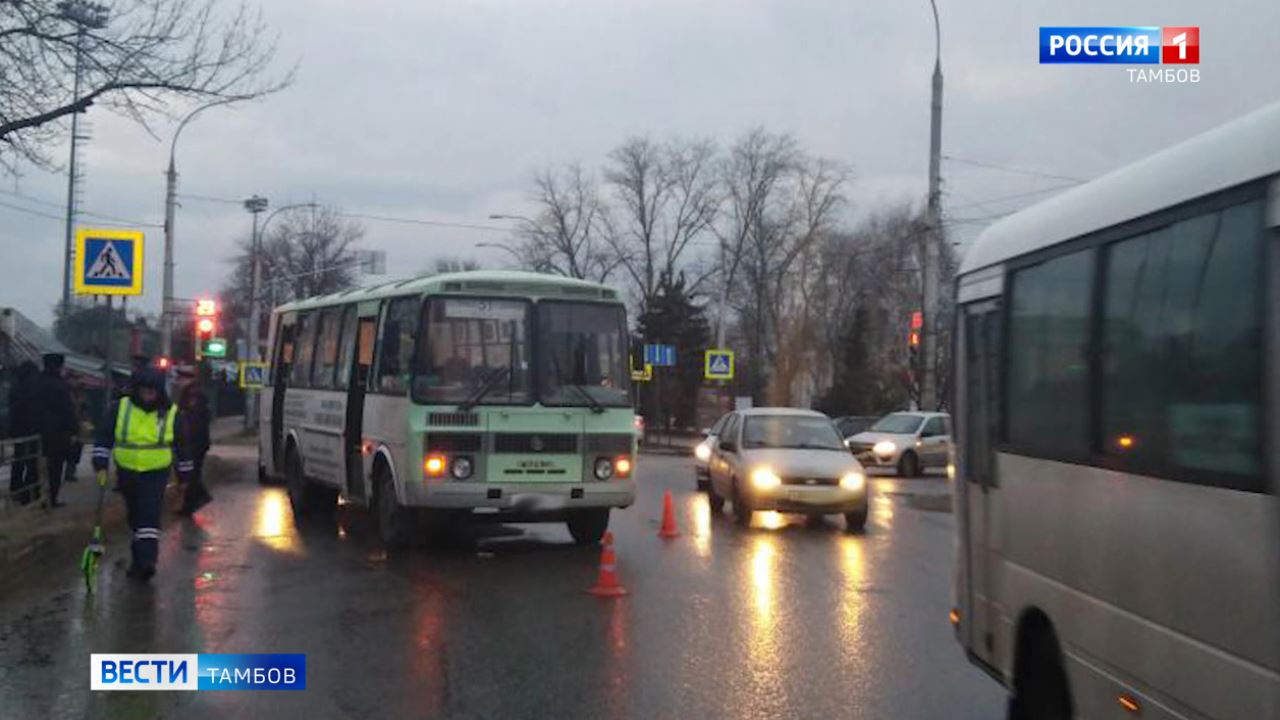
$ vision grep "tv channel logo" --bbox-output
[1040,27,1199,64]
[91,653,306,691]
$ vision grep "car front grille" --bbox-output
[846,442,874,454]
[782,476,839,486]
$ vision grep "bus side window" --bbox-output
[272,313,297,384]
[375,297,419,394]
[291,312,318,388]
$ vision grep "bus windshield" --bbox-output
[537,302,630,407]
[412,297,532,405]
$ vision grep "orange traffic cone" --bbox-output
[587,531,628,597]
[657,490,681,539]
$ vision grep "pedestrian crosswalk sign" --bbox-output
[73,228,144,296]
[704,349,734,380]
[239,361,268,390]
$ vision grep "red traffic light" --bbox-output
[196,318,215,335]
[156,356,171,369]
[910,311,923,330]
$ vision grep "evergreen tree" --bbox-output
[635,272,710,429]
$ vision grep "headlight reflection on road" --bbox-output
[757,510,786,530]
[837,537,868,644]
[255,490,300,554]
[751,536,776,618]
[691,493,711,558]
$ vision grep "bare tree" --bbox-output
[604,136,719,310]
[219,205,364,346]
[513,163,618,282]
[713,129,799,351]
[0,0,292,169]
[425,256,481,275]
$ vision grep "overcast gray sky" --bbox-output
[2,0,1276,326]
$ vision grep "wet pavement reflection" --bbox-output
[0,447,1001,719]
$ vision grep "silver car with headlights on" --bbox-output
[706,408,869,532]
[845,412,950,477]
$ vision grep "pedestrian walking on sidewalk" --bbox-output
[174,368,212,516]
[92,368,177,581]
[34,353,76,507]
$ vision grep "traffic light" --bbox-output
[194,298,219,360]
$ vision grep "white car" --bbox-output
[845,412,951,477]
[707,408,869,532]
[693,414,729,490]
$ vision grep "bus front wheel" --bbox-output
[566,509,610,545]
[374,468,415,549]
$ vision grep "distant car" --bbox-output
[833,415,878,439]
[693,414,730,490]
[845,412,951,477]
[707,408,869,532]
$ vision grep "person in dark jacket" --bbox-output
[7,361,41,504]
[34,353,76,507]
[174,369,213,515]
[92,368,176,580]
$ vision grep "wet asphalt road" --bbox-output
[0,444,1004,720]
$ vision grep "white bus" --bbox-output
[257,270,637,547]
[952,101,1280,719]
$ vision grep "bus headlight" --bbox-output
[873,441,897,458]
[594,457,614,480]
[451,456,474,480]
[839,471,866,492]
[750,466,782,490]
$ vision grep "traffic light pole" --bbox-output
[920,0,944,412]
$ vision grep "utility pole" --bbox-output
[920,0,944,411]
[162,98,242,360]
[244,195,268,430]
[58,1,110,318]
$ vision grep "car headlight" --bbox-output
[750,466,782,490]
[839,471,866,492]
[594,457,615,480]
[873,440,897,457]
[694,442,711,461]
[451,456,474,480]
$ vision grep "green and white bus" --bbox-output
[256,270,637,546]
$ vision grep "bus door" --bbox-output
[270,315,297,475]
[343,312,378,503]
[960,299,1001,664]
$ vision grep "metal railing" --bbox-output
[0,435,46,511]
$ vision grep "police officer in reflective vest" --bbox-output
[92,368,176,580]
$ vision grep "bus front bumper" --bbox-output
[405,480,636,513]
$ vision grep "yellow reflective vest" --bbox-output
[112,398,177,472]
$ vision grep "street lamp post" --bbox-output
[243,195,268,430]
[920,0,944,411]
[161,97,243,359]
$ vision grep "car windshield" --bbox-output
[412,297,532,405]
[537,302,631,407]
[741,415,845,450]
[871,413,925,434]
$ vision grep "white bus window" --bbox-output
[1006,249,1094,453]
[537,302,631,407]
[413,298,531,405]
[291,313,318,388]
[312,309,343,389]
[1101,200,1263,481]
[375,297,419,394]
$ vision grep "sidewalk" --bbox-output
[0,415,250,582]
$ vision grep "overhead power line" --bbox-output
[0,186,162,228]
[943,154,1088,184]
[178,193,513,233]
